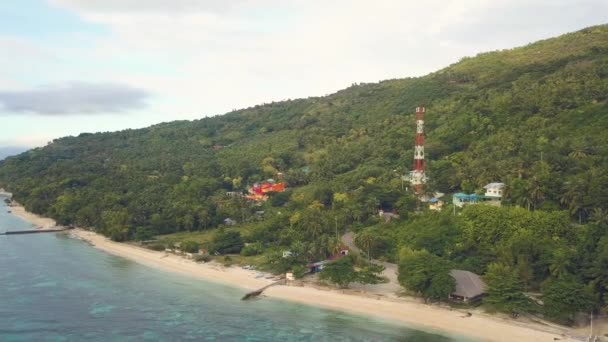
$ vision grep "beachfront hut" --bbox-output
[449,270,487,303]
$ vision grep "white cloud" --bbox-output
[0,82,150,115]
[0,37,60,86]
[0,36,55,60]
[42,1,467,115]
[16,1,608,119]
[49,0,255,14]
[0,75,22,90]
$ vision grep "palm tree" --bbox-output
[560,182,587,223]
[528,177,544,210]
[512,159,527,179]
[568,142,590,160]
[306,218,323,241]
[356,230,376,261]
[517,191,534,211]
[590,208,608,229]
[350,206,364,224]
[549,248,571,278]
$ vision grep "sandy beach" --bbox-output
[9,203,57,229]
[7,204,574,342]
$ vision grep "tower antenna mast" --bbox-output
[409,106,426,194]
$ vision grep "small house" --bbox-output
[282,251,294,258]
[483,182,504,206]
[484,182,505,198]
[329,246,349,260]
[449,269,487,303]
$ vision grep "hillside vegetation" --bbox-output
[1,25,608,321]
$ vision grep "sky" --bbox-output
[0,0,606,149]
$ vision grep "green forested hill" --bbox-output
[2,25,607,233]
[2,24,608,320]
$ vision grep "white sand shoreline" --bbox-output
[9,203,57,229]
[6,203,573,342]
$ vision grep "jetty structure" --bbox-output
[0,227,74,235]
[241,281,283,300]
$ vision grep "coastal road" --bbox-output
[341,231,401,297]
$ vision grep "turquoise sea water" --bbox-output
[0,196,468,341]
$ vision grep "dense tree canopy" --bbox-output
[398,248,455,302]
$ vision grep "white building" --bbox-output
[484,183,505,198]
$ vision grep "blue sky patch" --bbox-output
[0,0,106,40]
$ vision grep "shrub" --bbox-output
[134,227,155,241]
[181,240,200,253]
[320,256,357,288]
[209,229,244,254]
[292,265,307,279]
[223,255,233,267]
[263,250,297,274]
[241,242,263,256]
[147,243,166,251]
[194,254,212,263]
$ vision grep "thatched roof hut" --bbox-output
[449,269,487,303]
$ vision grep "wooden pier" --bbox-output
[242,280,284,300]
[0,227,74,235]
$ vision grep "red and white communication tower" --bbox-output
[409,106,426,194]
